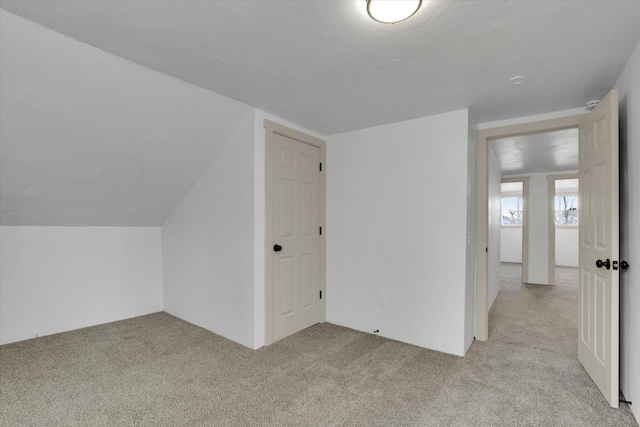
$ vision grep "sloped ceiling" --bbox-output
[1,1,639,226]
[0,10,254,226]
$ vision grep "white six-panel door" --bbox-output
[272,133,322,342]
[578,90,619,408]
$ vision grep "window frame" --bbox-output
[501,192,524,227]
[554,192,579,227]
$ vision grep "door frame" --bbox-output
[475,114,586,340]
[264,119,326,346]
[547,173,579,284]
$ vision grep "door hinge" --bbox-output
[319,290,323,299]
[319,163,322,171]
[486,247,488,253]
[319,226,322,235]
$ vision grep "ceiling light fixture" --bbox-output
[366,0,422,24]
[509,76,525,85]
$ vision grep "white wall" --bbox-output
[526,173,550,284]
[464,113,477,351]
[326,109,473,356]
[1,10,268,349]
[487,147,502,308]
[162,110,256,349]
[0,227,163,345]
[501,227,523,263]
[616,39,640,422]
[555,228,578,267]
[501,225,578,268]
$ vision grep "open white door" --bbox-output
[578,90,619,408]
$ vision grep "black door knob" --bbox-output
[273,244,282,252]
[620,261,630,270]
[596,259,611,270]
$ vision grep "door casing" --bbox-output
[475,114,586,340]
[264,119,326,346]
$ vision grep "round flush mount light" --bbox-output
[509,76,525,85]
[366,0,422,24]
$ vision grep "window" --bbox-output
[554,178,579,226]
[502,196,523,225]
[501,181,524,226]
[555,194,578,225]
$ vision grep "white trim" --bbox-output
[477,107,587,130]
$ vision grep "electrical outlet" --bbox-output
[378,292,387,306]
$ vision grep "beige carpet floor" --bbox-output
[1,264,637,426]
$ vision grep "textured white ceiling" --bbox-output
[2,0,639,135]
[489,128,578,175]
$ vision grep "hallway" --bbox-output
[491,262,579,348]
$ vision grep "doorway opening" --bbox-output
[475,114,585,341]
[476,90,619,407]
[488,128,579,290]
